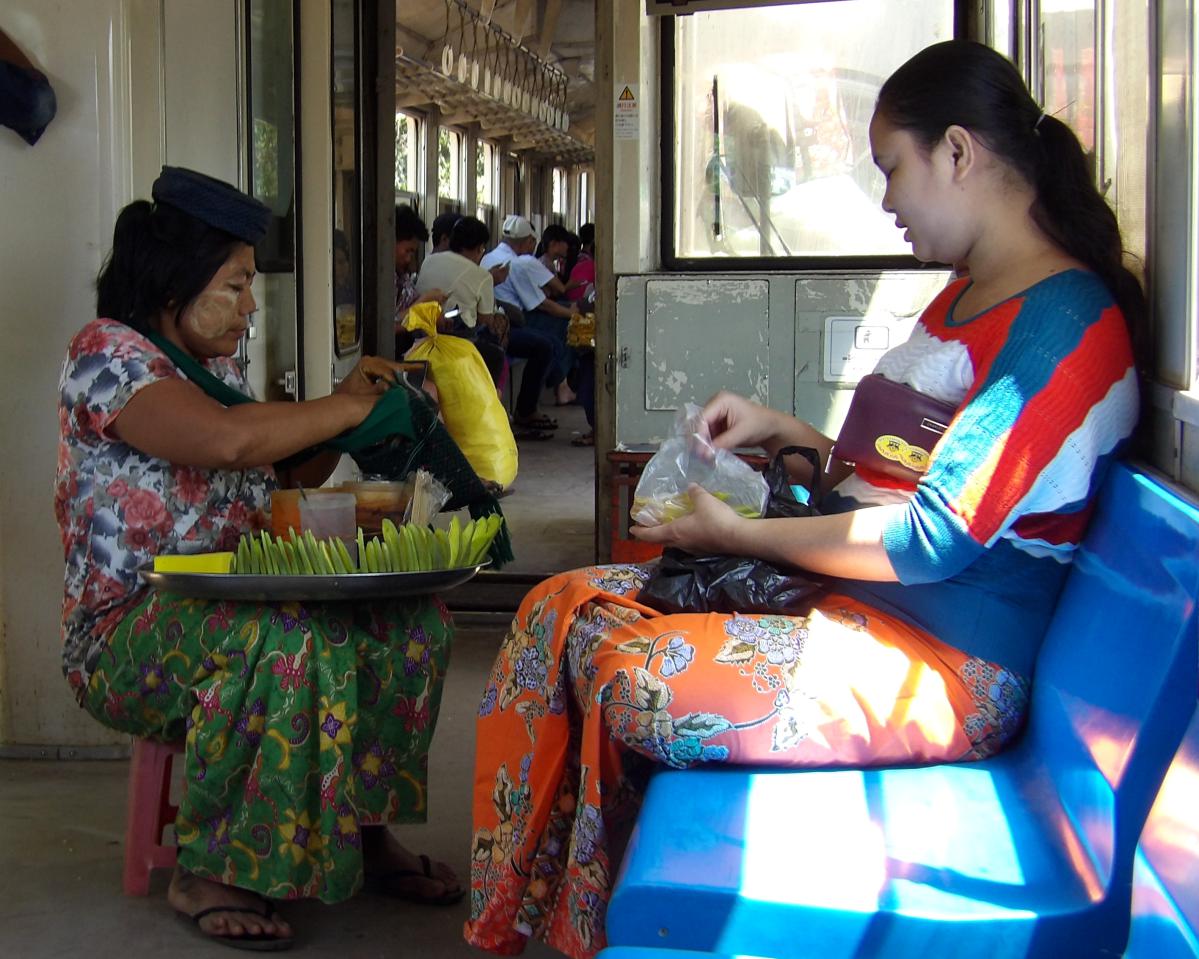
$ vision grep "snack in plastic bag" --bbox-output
[631,403,769,527]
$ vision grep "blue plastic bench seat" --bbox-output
[599,949,768,958]
[606,463,1199,959]
[1124,706,1199,957]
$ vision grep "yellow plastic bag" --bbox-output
[404,303,518,487]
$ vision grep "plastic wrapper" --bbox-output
[637,446,824,615]
[404,469,450,526]
[566,312,595,348]
[631,403,769,527]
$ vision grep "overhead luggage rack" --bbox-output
[395,0,593,165]
[395,56,593,165]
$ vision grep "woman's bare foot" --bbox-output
[362,826,465,905]
[167,865,293,946]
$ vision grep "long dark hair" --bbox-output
[96,200,241,334]
[534,223,572,259]
[876,40,1146,358]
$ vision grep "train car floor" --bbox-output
[0,625,561,958]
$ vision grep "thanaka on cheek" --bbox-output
[185,291,239,339]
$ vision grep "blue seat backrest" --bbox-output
[1023,463,1199,892]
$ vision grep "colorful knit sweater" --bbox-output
[827,269,1138,675]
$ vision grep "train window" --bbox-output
[1093,2,1148,281]
[579,170,592,223]
[1039,2,1096,157]
[394,110,423,207]
[551,167,567,222]
[506,153,523,212]
[664,0,955,267]
[476,139,498,237]
[331,0,360,357]
[438,126,464,211]
[246,0,296,273]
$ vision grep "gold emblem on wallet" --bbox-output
[874,434,932,474]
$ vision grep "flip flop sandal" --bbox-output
[178,899,294,952]
[513,414,558,430]
[513,428,554,442]
[364,853,467,907]
[571,432,595,447]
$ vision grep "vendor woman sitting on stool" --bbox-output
[55,166,463,951]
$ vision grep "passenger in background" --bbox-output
[416,215,508,386]
[535,223,585,294]
[465,40,1145,959]
[394,204,445,354]
[566,222,596,305]
[482,215,574,429]
[431,212,511,330]
[567,222,597,446]
[429,210,462,254]
[561,229,583,286]
[529,225,587,403]
[57,168,465,951]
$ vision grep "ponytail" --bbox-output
[1030,114,1148,364]
[877,40,1146,365]
[95,199,241,334]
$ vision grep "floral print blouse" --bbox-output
[55,319,274,696]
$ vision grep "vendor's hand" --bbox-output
[701,390,783,451]
[630,484,746,554]
[337,355,407,396]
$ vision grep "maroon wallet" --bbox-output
[830,373,959,481]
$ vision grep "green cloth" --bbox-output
[147,333,512,566]
[147,333,415,452]
[84,589,453,902]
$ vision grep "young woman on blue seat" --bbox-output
[465,39,1145,959]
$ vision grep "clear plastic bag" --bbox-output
[631,403,769,527]
[403,469,450,526]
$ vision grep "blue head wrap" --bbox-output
[151,166,271,244]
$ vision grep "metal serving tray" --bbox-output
[137,562,489,602]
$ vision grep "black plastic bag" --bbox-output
[637,446,825,615]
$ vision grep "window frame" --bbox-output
[437,123,466,210]
[659,1,969,273]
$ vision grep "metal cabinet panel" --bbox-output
[645,278,771,410]
[794,271,949,441]
[615,270,950,448]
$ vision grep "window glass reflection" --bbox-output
[673,0,953,259]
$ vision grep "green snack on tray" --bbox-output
[228,514,502,577]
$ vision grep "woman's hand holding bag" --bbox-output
[635,446,826,615]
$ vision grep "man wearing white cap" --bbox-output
[482,215,577,407]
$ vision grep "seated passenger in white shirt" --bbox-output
[481,215,577,405]
[481,216,574,322]
[414,215,508,386]
[417,217,498,332]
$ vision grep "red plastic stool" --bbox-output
[123,738,183,895]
